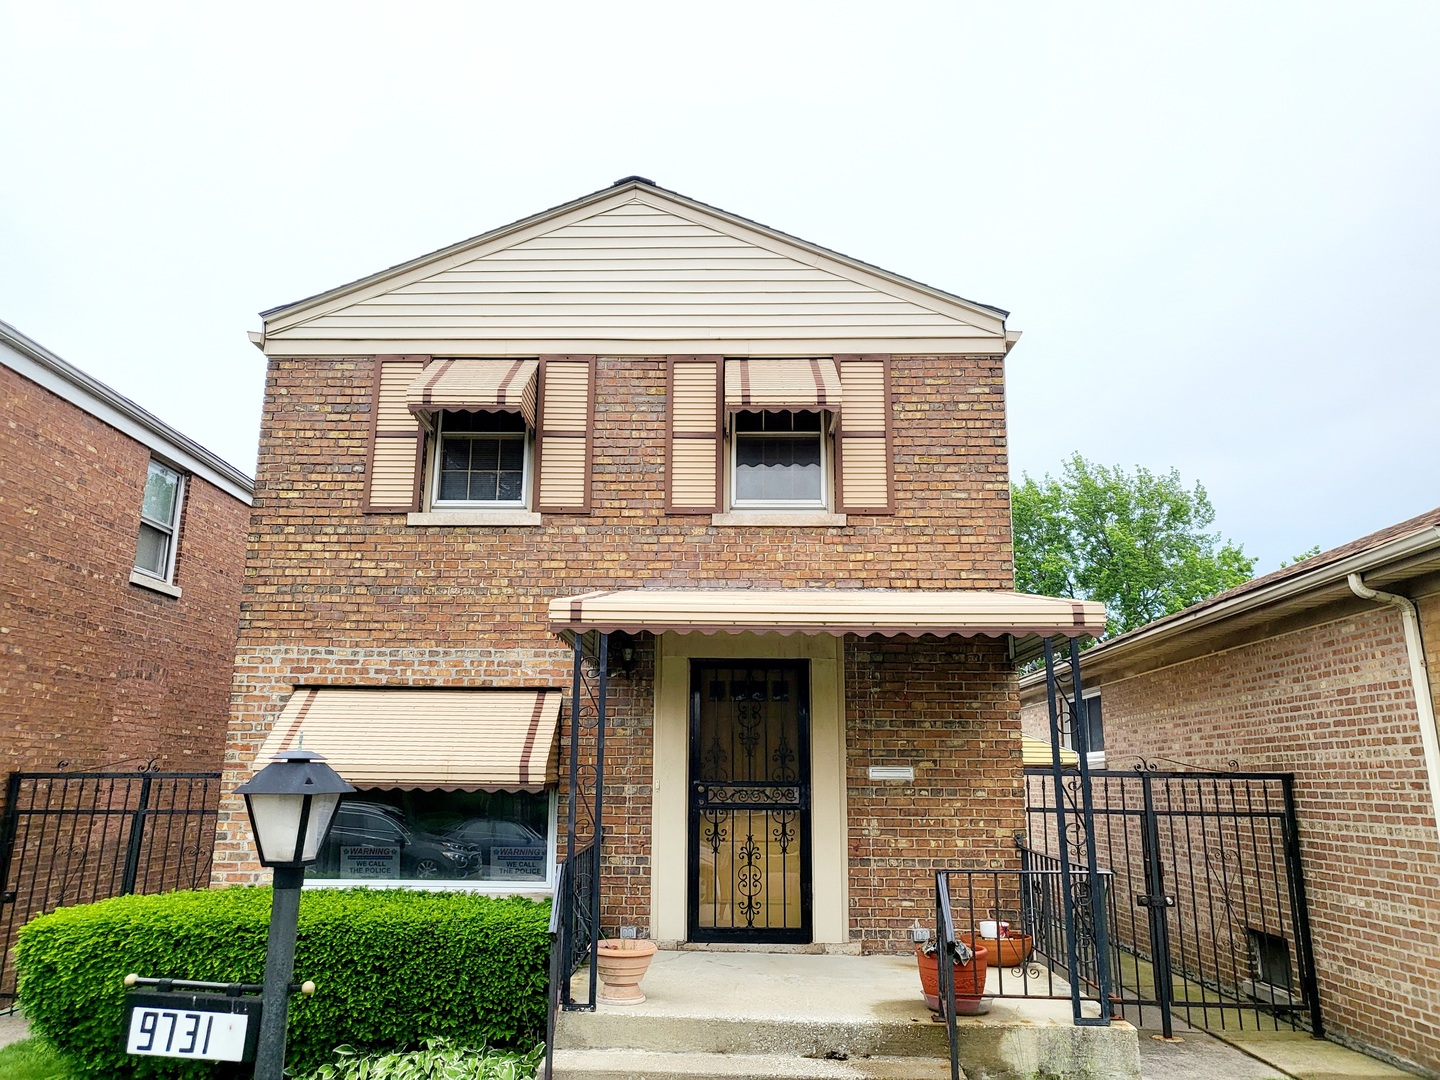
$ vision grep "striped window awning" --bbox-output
[406,358,540,427]
[251,687,561,791]
[1020,734,1079,769]
[724,358,842,411]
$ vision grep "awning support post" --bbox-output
[1042,637,1085,1024]
[561,630,610,1010]
[1067,636,1112,1025]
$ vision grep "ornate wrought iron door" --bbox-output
[687,660,812,943]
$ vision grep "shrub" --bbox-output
[15,887,550,1078]
[301,1037,543,1080]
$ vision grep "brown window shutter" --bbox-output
[835,354,893,515]
[365,355,429,513]
[667,355,723,514]
[535,356,595,514]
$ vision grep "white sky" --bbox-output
[3,1,1436,572]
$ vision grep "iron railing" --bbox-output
[0,770,220,1005]
[1024,767,1323,1038]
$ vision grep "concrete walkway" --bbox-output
[0,1009,30,1050]
[1133,1011,1421,1080]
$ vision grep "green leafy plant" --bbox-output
[15,887,549,1078]
[301,1037,543,1080]
[0,1037,84,1080]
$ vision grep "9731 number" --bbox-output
[126,1007,249,1061]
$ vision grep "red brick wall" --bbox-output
[845,638,1022,951]
[0,363,249,786]
[1022,603,1440,1075]
[214,352,1022,942]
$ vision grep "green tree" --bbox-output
[1012,454,1256,638]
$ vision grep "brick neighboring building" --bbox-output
[214,178,1103,954]
[1020,508,1440,1076]
[1,319,253,785]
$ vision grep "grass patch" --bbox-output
[0,1037,82,1080]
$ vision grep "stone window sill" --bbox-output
[129,570,182,598]
[711,511,847,527]
[407,511,543,527]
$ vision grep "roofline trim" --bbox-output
[256,179,1010,336]
[1018,523,1440,689]
[0,319,254,503]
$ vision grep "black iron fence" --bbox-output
[0,770,220,1006]
[1024,767,1322,1038]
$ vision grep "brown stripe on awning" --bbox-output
[420,359,456,406]
[1072,603,1087,627]
[406,358,541,426]
[250,688,562,791]
[724,358,842,412]
[517,693,547,787]
[276,688,319,752]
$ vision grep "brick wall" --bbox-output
[845,638,1023,951]
[1021,601,1440,1075]
[214,352,1022,944]
[0,362,249,787]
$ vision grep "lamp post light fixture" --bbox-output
[235,747,353,1080]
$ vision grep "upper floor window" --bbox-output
[134,460,184,582]
[432,410,530,507]
[731,409,829,509]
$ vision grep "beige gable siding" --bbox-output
[264,194,1008,356]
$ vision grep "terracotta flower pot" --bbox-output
[915,943,988,1014]
[596,938,658,1005]
[962,930,1032,968]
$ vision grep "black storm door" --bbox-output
[687,660,812,944]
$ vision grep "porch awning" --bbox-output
[251,687,561,791]
[724,358,842,411]
[1020,734,1079,768]
[547,589,1106,641]
[406,358,540,427]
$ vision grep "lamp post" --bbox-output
[235,748,354,1080]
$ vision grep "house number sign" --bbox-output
[123,990,262,1063]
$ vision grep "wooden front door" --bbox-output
[687,660,812,943]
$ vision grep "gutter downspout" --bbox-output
[1347,573,1440,835]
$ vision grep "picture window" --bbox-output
[310,788,555,888]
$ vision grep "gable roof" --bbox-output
[1020,505,1440,690]
[254,178,1014,358]
[1,319,253,503]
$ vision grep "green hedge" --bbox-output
[15,887,550,1078]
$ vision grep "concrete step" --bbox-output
[551,1048,959,1079]
[556,951,1140,1080]
[557,1011,949,1059]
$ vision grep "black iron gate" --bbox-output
[1024,766,1323,1038]
[0,770,221,1006]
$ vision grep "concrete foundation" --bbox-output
[554,950,1141,1080]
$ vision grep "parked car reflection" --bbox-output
[315,802,477,880]
[441,819,547,880]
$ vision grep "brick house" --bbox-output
[212,178,1103,954]
[1,318,253,786]
[0,320,253,998]
[1019,507,1440,1074]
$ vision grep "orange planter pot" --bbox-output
[915,943,989,1014]
[961,931,1032,968]
[596,939,658,1005]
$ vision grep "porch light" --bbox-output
[236,747,353,1080]
[237,748,354,867]
[607,631,639,678]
